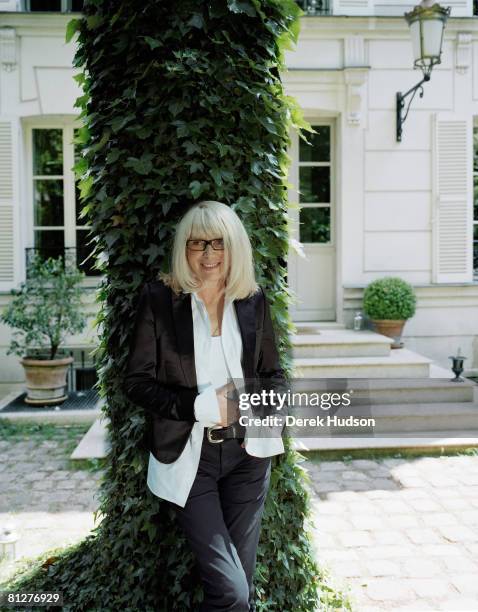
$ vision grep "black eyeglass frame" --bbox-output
[186,238,225,251]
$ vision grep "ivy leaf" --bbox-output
[227,0,257,17]
[143,36,161,50]
[189,180,207,198]
[65,18,81,43]
[124,155,154,175]
[188,14,204,29]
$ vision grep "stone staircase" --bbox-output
[290,324,478,451]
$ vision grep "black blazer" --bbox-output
[123,279,285,463]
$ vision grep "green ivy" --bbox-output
[363,276,417,320]
[2,1,327,610]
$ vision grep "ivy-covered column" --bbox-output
[7,1,322,610]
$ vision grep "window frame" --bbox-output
[24,117,102,287]
[297,121,335,248]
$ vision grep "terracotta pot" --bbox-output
[371,319,406,349]
[20,356,74,405]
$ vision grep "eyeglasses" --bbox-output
[186,238,224,251]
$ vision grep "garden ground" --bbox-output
[1,422,477,610]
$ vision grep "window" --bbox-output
[30,126,99,277]
[25,0,83,11]
[298,125,332,243]
[474,127,478,277]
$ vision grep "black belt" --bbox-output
[206,422,246,444]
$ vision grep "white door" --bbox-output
[288,121,336,321]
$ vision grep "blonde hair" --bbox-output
[159,201,260,300]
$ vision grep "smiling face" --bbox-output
[186,235,227,287]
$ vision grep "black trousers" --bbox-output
[169,428,272,612]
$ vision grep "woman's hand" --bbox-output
[215,382,240,427]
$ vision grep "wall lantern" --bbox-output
[396,0,451,142]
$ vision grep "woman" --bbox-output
[123,200,286,612]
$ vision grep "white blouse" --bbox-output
[146,290,284,508]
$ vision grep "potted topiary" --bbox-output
[0,254,88,405]
[363,276,416,348]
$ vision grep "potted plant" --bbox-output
[363,276,416,348]
[0,254,88,405]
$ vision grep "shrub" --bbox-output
[363,276,417,320]
[0,254,87,360]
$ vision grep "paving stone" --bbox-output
[337,530,373,547]
[312,481,343,494]
[408,578,457,598]
[407,498,443,512]
[442,556,478,573]
[393,604,436,611]
[386,513,421,529]
[450,574,478,595]
[421,544,466,558]
[400,559,442,578]
[453,510,478,526]
[316,461,346,471]
[361,545,416,559]
[365,560,401,577]
[369,478,400,490]
[437,598,478,611]
[405,528,444,545]
[326,561,365,578]
[368,468,392,478]
[455,472,478,486]
[394,476,429,488]
[350,459,379,470]
[350,514,386,530]
[424,512,459,527]
[381,459,405,468]
[319,516,354,531]
[436,524,478,543]
[373,530,409,546]
[341,470,369,481]
[376,500,413,514]
[364,578,414,601]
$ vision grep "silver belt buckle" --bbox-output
[207,424,225,444]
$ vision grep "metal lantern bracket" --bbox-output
[396,72,430,142]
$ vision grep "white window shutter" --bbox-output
[0,121,15,287]
[431,113,473,283]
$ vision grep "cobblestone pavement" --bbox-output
[0,430,103,584]
[304,454,478,611]
[2,428,478,611]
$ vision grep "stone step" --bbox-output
[289,402,478,434]
[291,377,476,404]
[293,322,346,334]
[71,417,110,460]
[292,431,478,452]
[293,348,432,378]
[292,329,391,358]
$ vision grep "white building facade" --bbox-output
[0,0,477,392]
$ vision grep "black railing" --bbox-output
[25,247,100,277]
[297,0,332,15]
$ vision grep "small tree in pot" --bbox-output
[0,254,88,405]
[363,276,416,348]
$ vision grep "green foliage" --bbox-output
[0,255,87,360]
[2,1,328,610]
[363,276,417,321]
